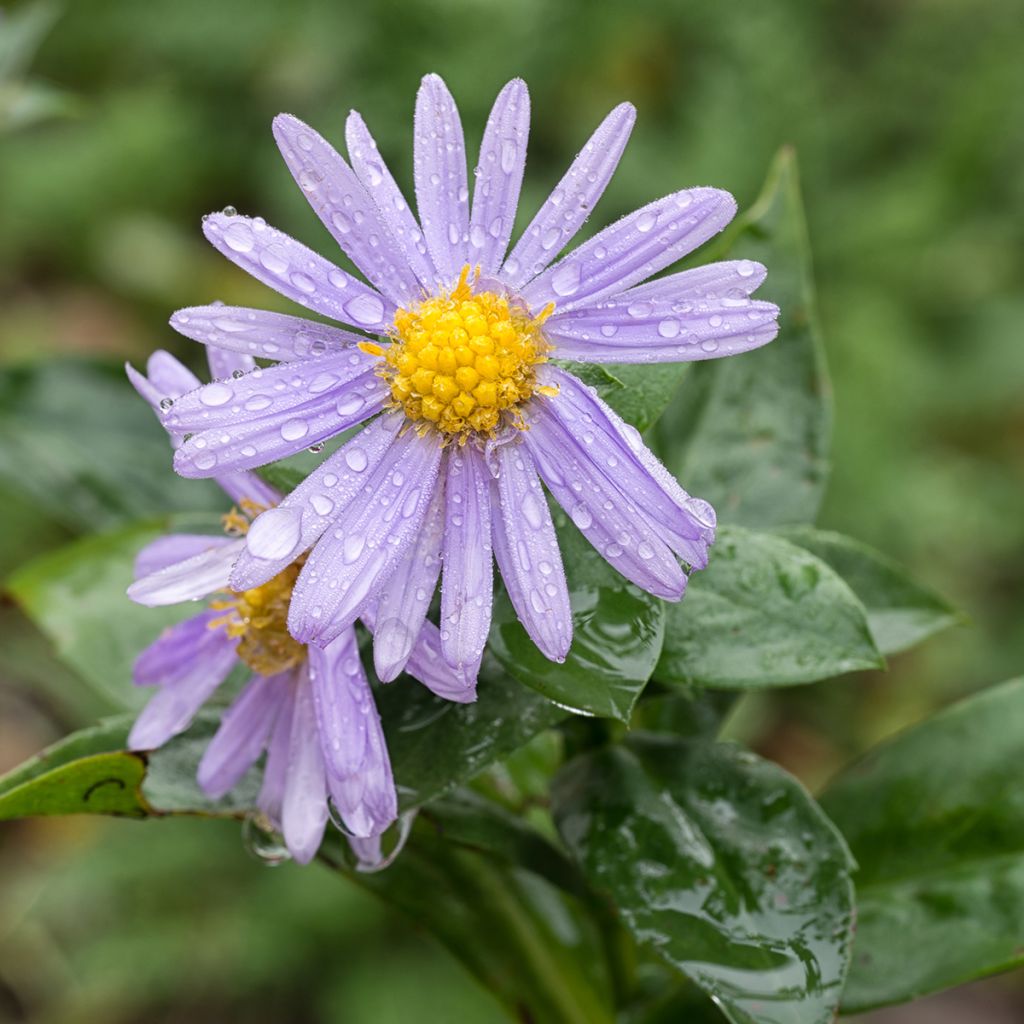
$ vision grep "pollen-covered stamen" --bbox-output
[360,265,554,440]
[208,502,307,675]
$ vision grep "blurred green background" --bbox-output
[1,0,1021,1020]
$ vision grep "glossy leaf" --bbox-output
[656,527,882,688]
[489,507,666,721]
[774,526,959,655]
[0,361,223,533]
[656,147,830,527]
[552,734,855,1024]
[7,520,201,710]
[821,678,1024,1012]
[320,806,617,1024]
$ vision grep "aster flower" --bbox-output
[160,73,779,684]
[125,347,470,865]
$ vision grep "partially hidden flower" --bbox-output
[126,347,470,865]
[160,73,779,683]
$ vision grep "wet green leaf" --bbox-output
[656,527,882,688]
[656,148,830,527]
[774,527,959,655]
[552,734,855,1024]
[489,507,666,721]
[7,520,199,710]
[0,361,224,534]
[565,361,690,436]
[821,677,1024,1012]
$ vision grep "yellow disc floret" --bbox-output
[361,266,555,440]
[208,503,307,675]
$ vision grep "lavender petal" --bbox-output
[257,675,297,827]
[502,102,635,289]
[127,538,245,607]
[308,631,370,780]
[281,671,329,864]
[134,533,234,580]
[622,259,768,302]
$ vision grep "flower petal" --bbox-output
[258,676,297,826]
[309,631,371,780]
[281,671,329,864]
[170,305,364,363]
[197,673,288,798]
[172,371,386,479]
[490,442,572,662]
[371,481,445,682]
[544,297,779,364]
[289,428,445,645]
[469,78,529,276]
[163,350,374,432]
[205,346,255,383]
[128,614,239,749]
[502,102,635,289]
[622,259,768,302]
[361,604,476,702]
[521,188,737,315]
[127,539,245,607]
[414,74,469,285]
[273,114,423,306]
[202,213,394,332]
[346,110,439,292]
[440,447,493,680]
[325,705,397,839]
[538,367,715,567]
[230,412,404,591]
[523,399,687,599]
[134,533,234,580]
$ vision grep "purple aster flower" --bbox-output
[160,74,779,682]
[126,347,469,866]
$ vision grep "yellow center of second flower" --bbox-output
[209,505,307,676]
[360,266,555,440]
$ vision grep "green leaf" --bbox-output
[774,527,959,655]
[656,527,882,689]
[820,678,1024,1012]
[320,805,618,1024]
[552,735,855,1024]
[564,361,689,435]
[0,361,224,535]
[7,521,201,710]
[489,506,666,721]
[656,147,831,527]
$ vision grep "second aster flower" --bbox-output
[161,74,779,682]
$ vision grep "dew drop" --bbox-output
[200,382,233,407]
[346,293,385,326]
[280,419,309,442]
[551,261,582,298]
[246,507,302,561]
[571,504,593,530]
[342,534,365,564]
[223,221,254,253]
[635,210,656,233]
[657,318,680,339]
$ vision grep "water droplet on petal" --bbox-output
[246,507,302,561]
[280,419,309,442]
[551,262,582,298]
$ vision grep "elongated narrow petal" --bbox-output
[281,673,329,864]
[414,74,469,284]
[537,367,715,567]
[324,673,397,839]
[502,102,635,289]
[203,213,394,332]
[622,259,768,302]
[372,482,445,682]
[258,677,297,826]
[132,608,231,686]
[309,631,372,780]
[274,114,422,306]
[523,400,687,599]
[544,297,779,364]
[171,305,365,363]
[173,372,386,479]
[205,346,255,383]
[346,111,439,292]
[362,604,476,702]
[289,428,445,645]
[163,350,374,433]
[231,412,403,591]
[134,533,234,580]
[522,188,736,315]
[440,447,493,680]
[490,442,572,662]
[198,673,288,798]
[128,539,244,607]
[128,617,239,749]
[469,79,529,276]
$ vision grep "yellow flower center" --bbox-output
[209,504,307,675]
[360,266,555,440]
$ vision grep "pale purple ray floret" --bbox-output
[125,347,470,866]
[159,73,780,686]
